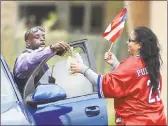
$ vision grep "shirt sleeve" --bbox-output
[111,54,120,71]
[97,58,135,98]
[97,75,104,98]
[15,46,56,78]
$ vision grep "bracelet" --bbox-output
[83,68,90,76]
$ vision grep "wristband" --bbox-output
[83,68,90,76]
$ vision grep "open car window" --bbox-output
[37,47,94,98]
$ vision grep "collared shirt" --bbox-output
[14,46,56,79]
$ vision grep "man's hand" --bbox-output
[104,51,113,65]
[50,41,70,56]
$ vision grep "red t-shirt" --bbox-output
[99,57,167,125]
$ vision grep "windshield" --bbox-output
[1,61,17,113]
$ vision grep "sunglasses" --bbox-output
[24,26,45,40]
[127,38,137,43]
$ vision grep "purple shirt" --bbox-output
[14,46,56,79]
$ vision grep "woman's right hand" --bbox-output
[70,62,89,74]
[104,51,113,65]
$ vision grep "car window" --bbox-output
[37,47,93,98]
[1,61,17,113]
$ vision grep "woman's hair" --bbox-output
[134,26,162,92]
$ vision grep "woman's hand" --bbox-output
[70,63,89,74]
[104,51,113,65]
[70,63,82,73]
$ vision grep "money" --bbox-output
[68,47,74,56]
[67,47,83,75]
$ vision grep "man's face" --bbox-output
[26,29,46,50]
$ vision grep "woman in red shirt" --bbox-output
[70,26,167,125]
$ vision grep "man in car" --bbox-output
[13,26,70,96]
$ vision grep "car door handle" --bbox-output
[85,106,100,117]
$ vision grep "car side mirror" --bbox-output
[26,84,66,108]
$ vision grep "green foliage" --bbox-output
[42,12,57,32]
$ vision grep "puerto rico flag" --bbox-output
[102,7,127,43]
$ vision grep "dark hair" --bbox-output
[134,26,162,92]
[24,26,45,41]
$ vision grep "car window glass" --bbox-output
[1,61,17,112]
[37,47,93,98]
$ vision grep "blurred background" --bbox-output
[1,1,167,124]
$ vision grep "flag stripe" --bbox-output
[103,20,123,37]
[104,21,125,42]
[111,16,123,27]
[111,8,127,23]
[105,23,111,33]
[102,7,127,43]
[103,14,125,35]
[110,28,124,42]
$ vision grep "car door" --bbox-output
[25,39,108,125]
[1,55,36,125]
